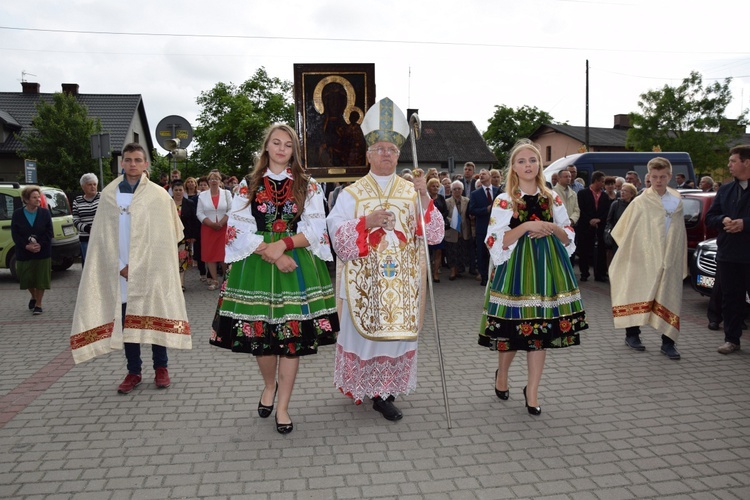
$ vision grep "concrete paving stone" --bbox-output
[196,483,219,497]
[262,467,301,481]
[509,484,539,498]
[333,486,363,499]
[17,481,62,496]
[361,483,400,497]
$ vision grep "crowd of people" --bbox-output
[10,97,746,435]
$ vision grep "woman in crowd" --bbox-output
[196,171,231,290]
[171,180,200,291]
[11,186,53,315]
[210,124,338,435]
[197,176,209,193]
[184,177,199,198]
[479,140,588,415]
[604,182,637,258]
[604,176,618,201]
[72,173,100,267]
[427,177,448,282]
[445,180,471,280]
[184,177,207,282]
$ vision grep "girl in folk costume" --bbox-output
[210,124,339,434]
[479,139,588,415]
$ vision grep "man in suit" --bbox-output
[445,180,472,280]
[576,170,612,282]
[468,169,501,286]
[461,162,476,197]
[461,161,478,275]
[568,164,584,193]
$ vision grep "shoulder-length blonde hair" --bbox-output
[504,139,555,206]
[245,124,309,221]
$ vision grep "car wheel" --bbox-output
[51,257,75,272]
[9,252,18,281]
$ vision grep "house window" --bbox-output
[546,146,552,162]
[133,132,139,143]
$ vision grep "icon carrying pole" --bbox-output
[409,112,452,429]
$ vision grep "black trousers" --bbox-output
[717,261,750,345]
[576,229,607,279]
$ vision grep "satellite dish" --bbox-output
[156,115,193,151]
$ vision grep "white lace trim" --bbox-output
[333,343,417,403]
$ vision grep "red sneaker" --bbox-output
[117,373,142,394]
[154,367,171,389]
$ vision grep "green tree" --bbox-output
[483,105,554,166]
[19,92,102,193]
[627,71,748,177]
[192,67,294,179]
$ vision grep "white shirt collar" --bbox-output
[264,167,292,181]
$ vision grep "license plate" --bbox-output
[63,225,76,236]
[696,274,715,289]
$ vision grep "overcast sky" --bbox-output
[1,0,748,154]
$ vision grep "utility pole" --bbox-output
[585,60,590,152]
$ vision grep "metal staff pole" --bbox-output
[409,113,452,429]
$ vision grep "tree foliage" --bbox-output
[19,92,102,193]
[192,67,294,179]
[627,71,748,176]
[483,105,554,167]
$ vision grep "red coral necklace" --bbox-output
[263,176,293,206]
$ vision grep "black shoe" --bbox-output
[372,396,403,421]
[28,299,36,310]
[580,275,589,282]
[275,414,293,434]
[480,280,487,286]
[708,322,721,331]
[743,322,748,330]
[594,276,609,283]
[523,386,541,416]
[494,370,509,400]
[661,343,681,360]
[33,306,43,315]
[625,336,646,351]
[258,383,277,418]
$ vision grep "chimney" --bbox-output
[613,114,631,129]
[62,83,79,96]
[21,82,40,94]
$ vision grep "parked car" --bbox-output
[690,237,750,304]
[0,182,80,280]
[681,191,718,255]
[543,151,696,188]
[690,237,717,297]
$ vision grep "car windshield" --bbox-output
[44,190,71,217]
[682,198,701,227]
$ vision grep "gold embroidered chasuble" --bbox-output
[609,187,687,340]
[343,174,426,341]
[70,174,192,364]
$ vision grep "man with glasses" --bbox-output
[327,98,444,421]
[70,143,192,393]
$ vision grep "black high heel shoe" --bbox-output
[523,386,541,416]
[257,383,277,418]
[494,370,509,400]
[275,414,294,434]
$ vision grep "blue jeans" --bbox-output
[122,303,168,374]
[80,241,88,268]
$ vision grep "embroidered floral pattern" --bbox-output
[255,178,298,233]
[226,225,239,245]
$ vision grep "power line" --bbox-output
[1,25,749,56]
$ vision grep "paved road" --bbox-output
[1,263,748,499]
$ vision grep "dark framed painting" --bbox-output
[294,63,375,181]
